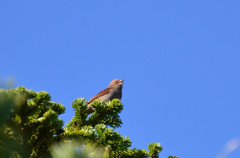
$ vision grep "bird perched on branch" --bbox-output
[87,79,124,114]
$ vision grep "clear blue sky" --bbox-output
[1,1,240,158]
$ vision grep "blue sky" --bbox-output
[1,1,240,158]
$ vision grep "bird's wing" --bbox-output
[88,88,110,104]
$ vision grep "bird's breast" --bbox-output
[99,88,122,101]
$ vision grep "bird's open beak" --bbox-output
[120,79,124,84]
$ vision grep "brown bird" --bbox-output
[87,79,124,114]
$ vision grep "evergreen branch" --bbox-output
[148,142,162,158]
[86,99,123,128]
[71,98,88,128]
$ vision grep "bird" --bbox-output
[86,79,124,114]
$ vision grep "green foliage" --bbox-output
[72,98,88,127]
[88,99,123,128]
[0,87,177,158]
[63,98,163,158]
[65,99,123,131]
[50,142,105,158]
[0,88,19,158]
[0,87,65,157]
[148,143,163,157]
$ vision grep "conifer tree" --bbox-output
[0,87,65,157]
[0,87,178,158]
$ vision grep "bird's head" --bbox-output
[109,79,124,88]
